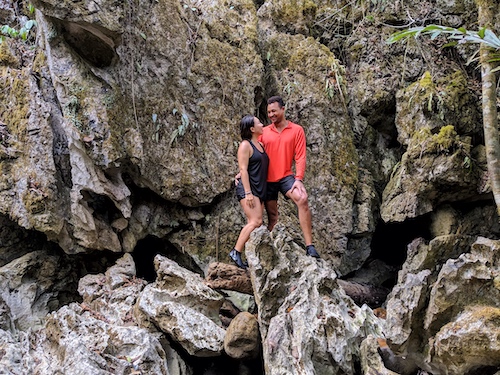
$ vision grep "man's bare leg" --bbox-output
[287,186,319,257]
[265,200,278,231]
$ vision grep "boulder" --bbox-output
[135,255,226,357]
[224,311,260,360]
[246,225,384,374]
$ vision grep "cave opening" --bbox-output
[132,235,203,282]
[55,19,119,68]
[370,214,432,273]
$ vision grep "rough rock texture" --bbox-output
[224,311,261,360]
[135,255,226,357]
[0,252,193,375]
[0,0,500,374]
[381,124,483,222]
[385,237,500,374]
[0,250,80,331]
[246,225,384,374]
[360,335,400,375]
[0,0,363,277]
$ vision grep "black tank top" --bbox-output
[246,140,269,200]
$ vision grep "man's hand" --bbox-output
[290,179,306,197]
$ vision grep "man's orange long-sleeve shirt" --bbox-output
[259,121,306,182]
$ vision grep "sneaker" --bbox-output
[306,245,320,258]
[229,249,248,269]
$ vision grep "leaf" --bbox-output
[181,113,189,129]
[152,113,157,123]
[19,28,28,40]
[172,108,178,115]
[25,20,36,30]
[442,41,458,48]
[140,32,147,40]
[169,129,179,146]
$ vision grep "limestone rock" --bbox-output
[77,253,146,326]
[360,335,400,375]
[395,71,480,147]
[138,298,226,357]
[424,237,500,335]
[32,303,169,375]
[381,135,481,223]
[0,250,80,331]
[224,311,260,360]
[385,237,500,373]
[429,305,500,374]
[246,225,384,374]
[385,269,432,347]
[135,255,226,357]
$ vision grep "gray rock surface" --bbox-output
[246,225,384,374]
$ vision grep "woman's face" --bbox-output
[252,117,264,135]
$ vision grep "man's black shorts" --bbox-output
[266,175,296,201]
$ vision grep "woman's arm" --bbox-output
[237,141,254,203]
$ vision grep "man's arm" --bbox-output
[294,126,306,181]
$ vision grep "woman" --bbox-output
[229,115,269,269]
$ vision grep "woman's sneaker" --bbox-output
[229,249,248,269]
[306,245,320,258]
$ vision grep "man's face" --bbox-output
[267,102,285,125]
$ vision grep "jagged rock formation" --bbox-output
[0,0,499,374]
[246,225,384,374]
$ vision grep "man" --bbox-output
[260,96,320,258]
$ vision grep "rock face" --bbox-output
[246,225,384,374]
[135,255,226,357]
[4,0,360,276]
[385,237,500,374]
[1,0,500,374]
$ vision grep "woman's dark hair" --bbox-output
[240,114,254,140]
[267,95,285,108]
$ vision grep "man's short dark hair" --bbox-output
[267,96,285,108]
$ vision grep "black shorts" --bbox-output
[266,175,296,201]
[235,179,265,202]
[235,179,246,201]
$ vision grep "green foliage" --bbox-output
[407,125,464,158]
[388,25,500,50]
[167,109,199,146]
[0,19,37,43]
[325,59,347,110]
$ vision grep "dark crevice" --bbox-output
[132,235,203,282]
[52,18,120,68]
[80,190,123,223]
[162,331,264,375]
[0,213,48,267]
[370,215,432,268]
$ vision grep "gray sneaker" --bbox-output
[306,245,320,258]
[229,249,248,269]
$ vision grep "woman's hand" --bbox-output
[245,192,254,208]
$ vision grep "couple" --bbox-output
[229,96,320,269]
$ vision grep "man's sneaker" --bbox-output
[229,249,248,269]
[306,245,320,258]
